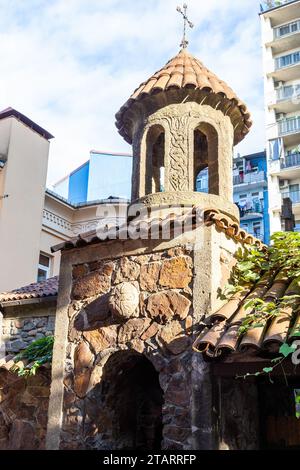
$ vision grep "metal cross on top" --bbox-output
[176,3,194,49]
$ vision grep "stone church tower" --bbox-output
[46,48,259,450]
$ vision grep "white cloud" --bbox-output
[0,0,265,185]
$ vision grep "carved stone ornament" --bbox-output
[108,282,140,321]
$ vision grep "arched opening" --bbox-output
[145,125,165,194]
[194,123,219,195]
[91,351,163,450]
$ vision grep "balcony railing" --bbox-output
[275,50,300,70]
[279,116,300,135]
[282,190,300,204]
[236,201,264,217]
[233,171,266,186]
[274,19,300,38]
[276,85,300,101]
[281,152,300,168]
[261,1,297,12]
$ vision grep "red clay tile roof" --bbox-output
[193,271,300,358]
[0,276,58,303]
[116,48,252,145]
[51,209,265,253]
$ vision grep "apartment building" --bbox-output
[260,0,300,233]
[53,150,132,204]
[0,107,128,292]
[196,151,270,244]
[233,151,270,244]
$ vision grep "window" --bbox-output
[239,194,247,200]
[295,220,300,232]
[253,222,262,237]
[145,126,165,194]
[37,253,51,282]
[276,51,300,69]
[252,192,259,197]
[194,123,219,195]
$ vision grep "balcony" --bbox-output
[281,152,300,168]
[261,0,297,12]
[282,190,300,204]
[236,201,264,220]
[281,191,300,210]
[279,116,300,134]
[276,51,300,70]
[277,85,300,101]
[233,171,266,186]
[271,50,300,81]
[274,19,300,38]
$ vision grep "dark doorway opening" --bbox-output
[99,351,163,450]
[259,377,300,449]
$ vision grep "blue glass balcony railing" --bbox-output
[276,85,300,101]
[275,50,300,70]
[236,201,264,217]
[279,116,300,135]
[281,152,300,168]
[282,190,300,204]
[274,19,300,38]
[260,1,297,12]
[233,171,266,186]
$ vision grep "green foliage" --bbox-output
[222,232,300,337]
[227,232,300,384]
[12,336,54,377]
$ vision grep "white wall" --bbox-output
[0,117,50,291]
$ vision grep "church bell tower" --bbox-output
[115,47,252,223]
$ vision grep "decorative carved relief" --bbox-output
[108,282,139,321]
[166,115,190,191]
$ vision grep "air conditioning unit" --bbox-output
[279,179,289,188]
[276,112,286,120]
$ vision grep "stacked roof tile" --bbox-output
[51,209,265,253]
[194,271,300,358]
[0,276,58,303]
[115,48,252,144]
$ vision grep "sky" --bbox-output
[0,0,265,186]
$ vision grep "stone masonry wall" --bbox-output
[0,366,51,450]
[1,303,56,354]
[60,246,195,450]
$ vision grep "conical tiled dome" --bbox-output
[116,49,252,145]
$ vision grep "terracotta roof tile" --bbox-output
[116,49,252,144]
[0,276,58,303]
[51,209,265,253]
[194,271,300,359]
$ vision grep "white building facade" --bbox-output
[261,0,300,233]
[0,107,128,292]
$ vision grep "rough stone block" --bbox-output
[159,257,193,289]
[146,291,191,323]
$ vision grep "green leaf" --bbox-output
[279,343,297,358]
[263,367,274,374]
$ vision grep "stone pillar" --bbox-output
[131,101,234,205]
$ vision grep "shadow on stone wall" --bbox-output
[0,366,51,449]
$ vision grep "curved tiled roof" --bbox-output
[0,276,58,303]
[116,48,252,144]
[193,271,300,358]
[51,208,265,253]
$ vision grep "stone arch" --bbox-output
[85,350,163,450]
[144,124,165,195]
[194,122,219,195]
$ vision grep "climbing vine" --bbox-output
[12,336,54,377]
[222,232,300,380]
